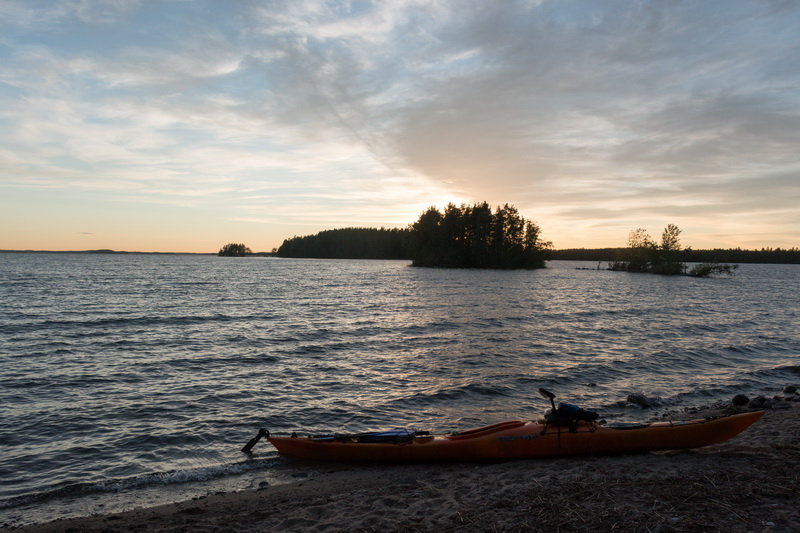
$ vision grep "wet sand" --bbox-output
[6,406,799,533]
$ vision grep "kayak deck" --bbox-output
[267,411,764,462]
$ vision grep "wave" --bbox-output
[0,457,280,511]
[393,382,517,408]
[0,313,277,335]
[597,361,800,414]
[740,364,800,384]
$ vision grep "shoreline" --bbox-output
[6,406,798,533]
[3,251,799,266]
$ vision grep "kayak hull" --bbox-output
[268,411,764,462]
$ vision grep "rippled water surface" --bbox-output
[1,253,798,525]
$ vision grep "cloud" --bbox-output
[0,0,139,32]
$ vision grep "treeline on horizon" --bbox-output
[277,202,551,269]
[275,229,800,265]
[277,227,409,260]
[272,203,799,266]
[551,247,800,265]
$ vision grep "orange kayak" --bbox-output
[266,411,764,462]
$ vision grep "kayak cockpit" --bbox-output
[446,420,526,440]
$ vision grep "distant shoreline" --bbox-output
[0,249,216,255]
[0,249,278,256]
[2,248,799,264]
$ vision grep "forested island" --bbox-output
[276,202,552,269]
[218,243,252,257]
[409,203,551,268]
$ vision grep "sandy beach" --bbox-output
[6,404,799,533]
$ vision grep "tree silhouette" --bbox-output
[218,243,252,257]
[609,224,737,276]
[277,228,410,259]
[410,203,551,269]
[651,224,683,275]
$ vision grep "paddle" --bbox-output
[242,428,269,453]
[539,387,557,411]
[538,387,564,445]
[242,427,430,452]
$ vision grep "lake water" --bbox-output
[1,253,798,526]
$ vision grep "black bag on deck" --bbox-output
[545,402,599,425]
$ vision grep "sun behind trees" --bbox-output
[411,202,552,269]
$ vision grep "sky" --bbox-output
[1,0,799,253]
